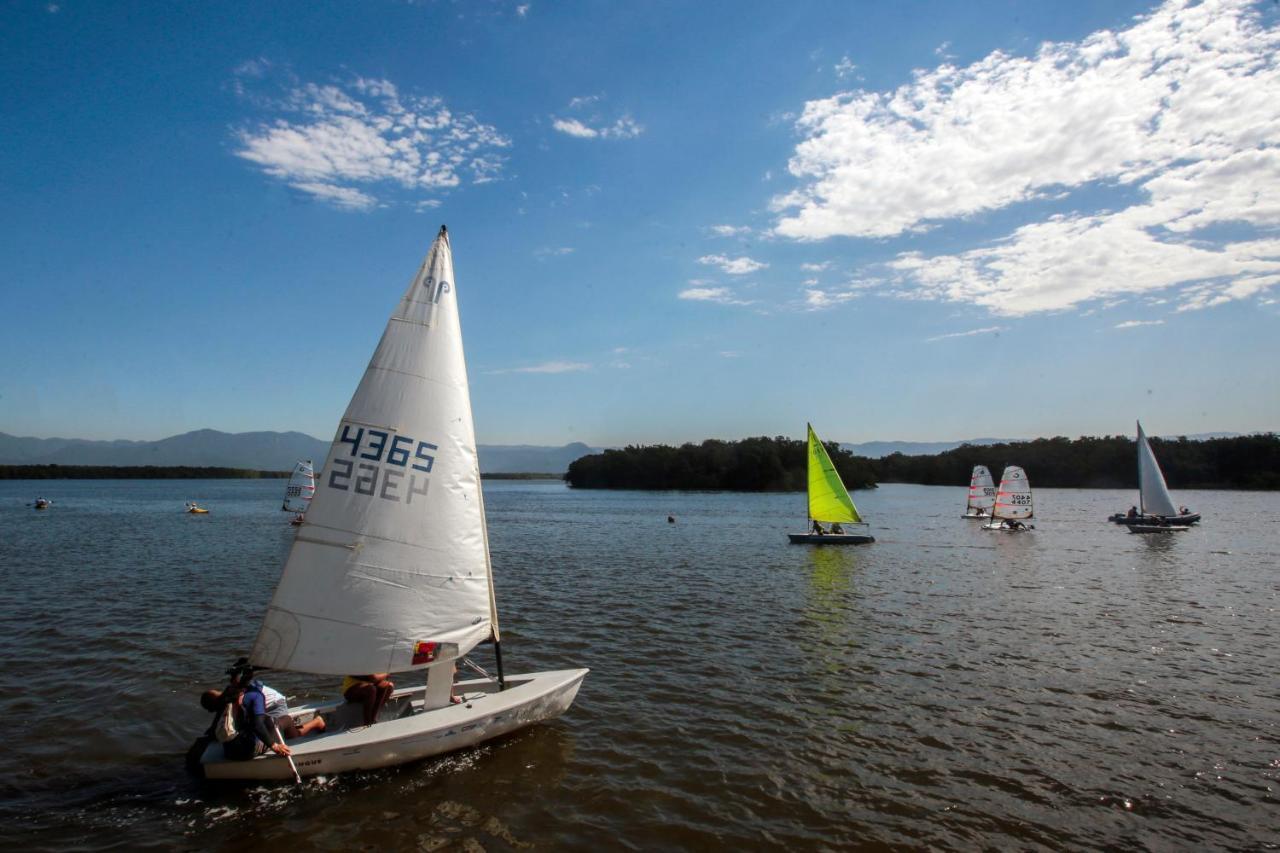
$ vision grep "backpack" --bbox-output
[215,704,239,743]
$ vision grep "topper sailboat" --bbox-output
[197,226,587,781]
[787,424,874,545]
[982,465,1034,531]
[1108,421,1199,526]
[963,465,995,518]
[281,459,315,525]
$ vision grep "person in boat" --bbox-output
[342,673,396,725]
[201,681,325,744]
[201,683,291,761]
[1179,506,1190,515]
[1126,506,1138,519]
[830,522,845,534]
[667,515,675,524]
[811,520,826,536]
[1005,519,1025,531]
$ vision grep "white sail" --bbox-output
[992,465,1033,519]
[251,227,497,676]
[967,465,995,511]
[281,459,316,513]
[1136,421,1178,517]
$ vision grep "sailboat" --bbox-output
[197,226,588,780]
[281,459,315,525]
[1108,421,1199,526]
[982,465,1034,531]
[787,424,875,545]
[963,465,995,518]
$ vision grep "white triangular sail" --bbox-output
[281,459,316,513]
[251,227,498,675]
[1136,421,1178,517]
[967,465,995,512]
[992,465,1033,520]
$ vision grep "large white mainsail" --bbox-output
[281,459,316,513]
[251,226,498,676]
[967,465,995,513]
[1136,421,1178,518]
[992,465,1033,520]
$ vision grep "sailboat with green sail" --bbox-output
[788,424,875,545]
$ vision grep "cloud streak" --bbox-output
[926,325,1005,342]
[698,254,767,275]
[773,0,1280,315]
[233,75,510,210]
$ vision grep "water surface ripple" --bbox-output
[1,480,1277,849]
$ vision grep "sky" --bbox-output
[1,0,1278,446]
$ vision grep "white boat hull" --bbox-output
[201,668,587,780]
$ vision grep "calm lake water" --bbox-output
[1,479,1277,850]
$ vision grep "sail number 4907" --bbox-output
[327,424,438,504]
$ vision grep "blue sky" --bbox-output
[2,0,1277,446]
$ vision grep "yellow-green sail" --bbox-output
[807,423,862,523]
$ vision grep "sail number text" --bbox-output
[327,424,438,504]
[1007,494,1032,505]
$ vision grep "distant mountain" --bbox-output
[0,430,600,474]
[842,438,1018,458]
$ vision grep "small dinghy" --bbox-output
[963,465,995,518]
[33,498,51,510]
[195,226,587,781]
[982,466,1034,531]
[186,502,209,514]
[788,424,874,545]
[281,459,315,526]
[1109,422,1200,526]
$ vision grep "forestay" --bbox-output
[251,227,499,676]
[807,424,862,524]
[281,459,316,513]
[967,465,995,512]
[993,465,1033,520]
[1136,421,1178,517]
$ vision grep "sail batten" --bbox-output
[251,226,496,676]
[806,424,862,524]
[1136,421,1178,517]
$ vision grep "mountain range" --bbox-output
[0,430,600,475]
[0,429,1250,471]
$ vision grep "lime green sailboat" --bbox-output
[788,424,875,545]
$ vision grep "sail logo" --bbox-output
[422,275,451,304]
[327,423,437,505]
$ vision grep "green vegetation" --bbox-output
[565,433,1280,492]
[874,433,1280,490]
[564,436,877,491]
[0,465,290,480]
[480,472,562,480]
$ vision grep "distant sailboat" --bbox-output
[282,459,315,525]
[963,465,995,518]
[1109,422,1199,526]
[197,226,587,780]
[982,466,1034,531]
[788,424,875,545]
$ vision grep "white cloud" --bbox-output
[1114,319,1165,329]
[773,0,1280,315]
[719,350,742,358]
[709,224,752,237]
[516,4,530,17]
[233,75,508,210]
[534,246,575,258]
[678,286,754,306]
[698,254,767,275]
[926,325,1006,342]
[800,261,832,272]
[834,56,857,78]
[491,360,591,375]
[552,106,643,140]
[804,288,858,310]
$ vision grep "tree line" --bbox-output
[0,465,291,480]
[564,433,1279,491]
[564,436,877,491]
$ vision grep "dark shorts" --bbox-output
[275,713,301,740]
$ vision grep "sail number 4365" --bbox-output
[327,424,438,504]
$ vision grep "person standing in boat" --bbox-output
[342,673,396,726]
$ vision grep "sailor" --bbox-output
[830,522,845,534]
[1126,506,1138,519]
[811,520,826,536]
